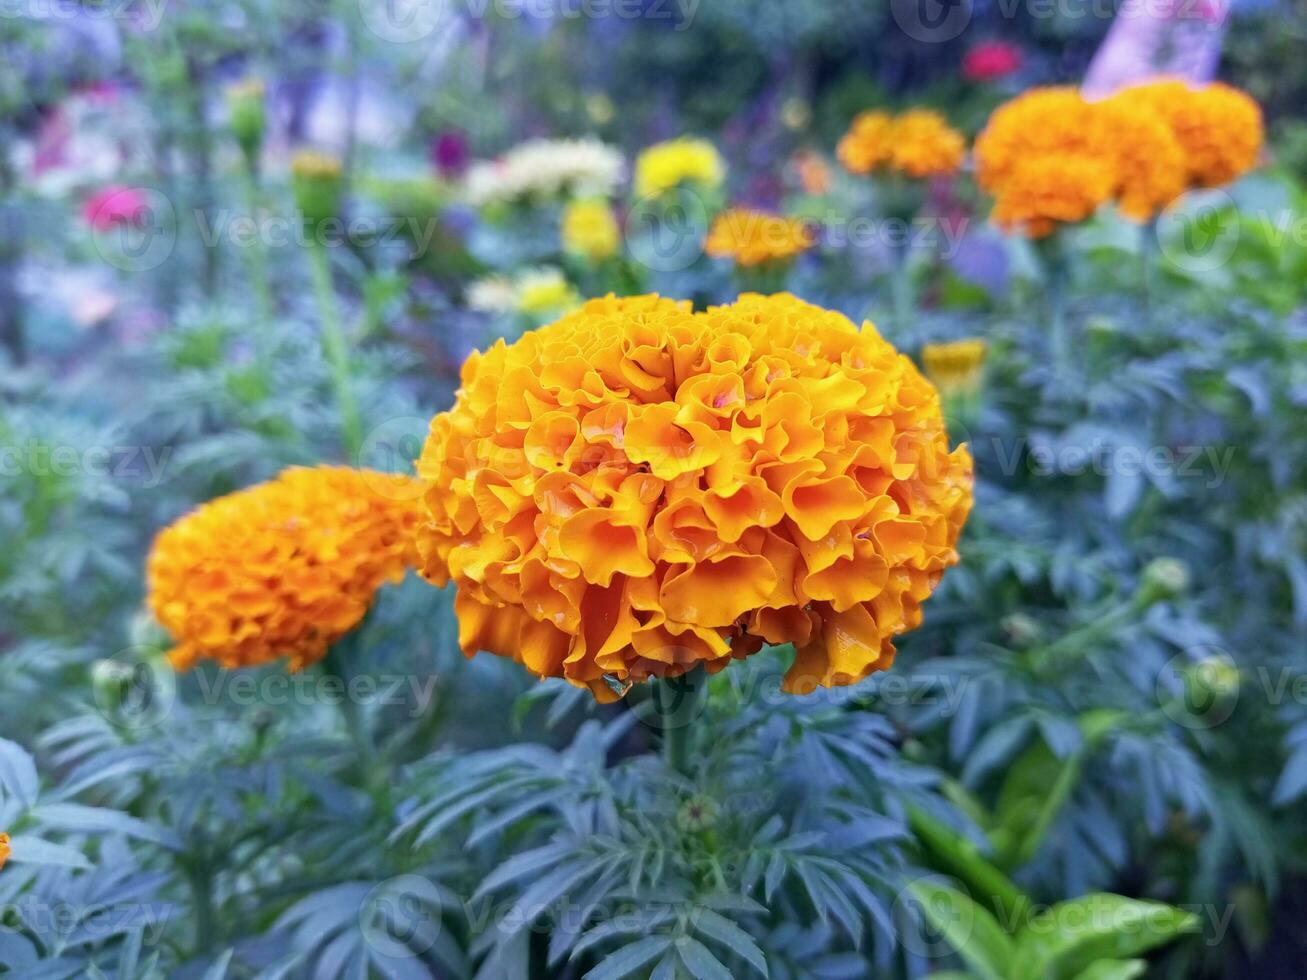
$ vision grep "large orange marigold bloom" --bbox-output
[704,209,815,267]
[839,109,966,179]
[416,293,973,698]
[148,466,425,671]
[1125,78,1263,189]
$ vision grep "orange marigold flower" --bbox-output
[0,833,9,871]
[1091,97,1187,221]
[1125,78,1263,189]
[974,87,1100,194]
[704,209,815,268]
[415,293,973,699]
[148,466,425,672]
[838,109,966,179]
[990,154,1115,238]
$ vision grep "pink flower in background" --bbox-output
[82,186,149,231]
[962,41,1023,82]
[431,131,470,177]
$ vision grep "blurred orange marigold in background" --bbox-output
[838,109,966,179]
[974,87,1098,194]
[416,293,973,699]
[1091,98,1187,221]
[0,833,9,872]
[1125,78,1263,189]
[148,466,424,671]
[704,209,815,267]
[990,154,1115,238]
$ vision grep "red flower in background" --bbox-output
[962,41,1023,82]
[82,186,148,231]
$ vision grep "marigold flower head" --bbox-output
[974,87,1099,194]
[990,153,1115,238]
[148,466,424,672]
[838,109,966,180]
[561,198,621,261]
[635,137,725,199]
[415,293,973,699]
[291,150,344,228]
[922,339,987,396]
[0,833,9,871]
[1091,97,1187,221]
[1125,78,1263,189]
[704,209,815,268]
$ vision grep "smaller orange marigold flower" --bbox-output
[974,87,1098,194]
[990,154,1115,238]
[0,833,9,871]
[704,209,815,267]
[839,109,966,179]
[147,466,425,672]
[1091,97,1187,221]
[1125,78,1263,189]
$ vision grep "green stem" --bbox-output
[306,242,362,460]
[1043,233,1070,378]
[656,665,707,776]
[185,862,217,956]
[241,165,274,337]
[890,239,913,332]
[1140,218,1157,315]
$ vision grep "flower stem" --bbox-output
[241,164,274,338]
[306,242,363,460]
[656,665,707,776]
[890,239,913,332]
[1042,233,1070,379]
[185,862,217,957]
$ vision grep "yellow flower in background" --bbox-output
[990,154,1115,238]
[922,339,988,396]
[148,466,424,672]
[1126,78,1263,189]
[1091,98,1187,221]
[635,137,725,198]
[515,267,581,316]
[704,209,815,267]
[561,198,621,261]
[0,833,9,871]
[839,109,965,179]
[415,293,973,699]
[837,110,895,174]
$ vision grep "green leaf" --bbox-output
[907,805,1029,931]
[1069,960,1148,980]
[677,937,733,980]
[690,908,768,976]
[1010,895,1200,980]
[907,878,1014,980]
[583,937,673,980]
[5,834,91,869]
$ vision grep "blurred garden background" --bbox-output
[2,0,1306,978]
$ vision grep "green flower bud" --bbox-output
[1001,612,1043,649]
[291,149,344,236]
[226,78,266,172]
[1137,558,1191,607]
[128,607,171,653]
[1183,657,1240,712]
[676,795,719,833]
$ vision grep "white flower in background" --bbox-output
[463,138,625,206]
[466,275,518,314]
[467,266,580,318]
